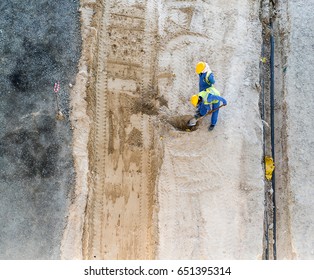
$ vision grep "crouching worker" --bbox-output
[189,86,227,131]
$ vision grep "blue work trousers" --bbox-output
[196,102,220,126]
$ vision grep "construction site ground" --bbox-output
[0,0,313,260]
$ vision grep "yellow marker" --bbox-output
[265,156,275,180]
[260,57,267,63]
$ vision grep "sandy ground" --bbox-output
[156,0,264,259]
[64,0,314,260]
[274,0,314,259]
[63,0,264,260]
[63,0,162,259]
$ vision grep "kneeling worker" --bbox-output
[189,86,227,131]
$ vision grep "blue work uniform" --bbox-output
[199,71,215,91]
[196,86,227,126]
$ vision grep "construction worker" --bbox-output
[189,86,227,131]
[195,61,215,91]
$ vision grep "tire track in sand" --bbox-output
[83,0,158,259]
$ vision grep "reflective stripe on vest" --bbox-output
[198,87,220,105]
[205,71,212,85]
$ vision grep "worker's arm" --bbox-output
[207,73,215,85]
[207,94,227,106]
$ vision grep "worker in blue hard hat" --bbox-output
[195,61,215,91]
[189,86,227,131]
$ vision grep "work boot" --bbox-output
[208,124,215,131]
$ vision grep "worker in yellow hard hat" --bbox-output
[189,86,227,131]
[195,61,215,91]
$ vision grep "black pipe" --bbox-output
[270,19,277,260]
[261,41,269,260]
[261,44,266,155]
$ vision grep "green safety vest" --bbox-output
[198,87,220,105]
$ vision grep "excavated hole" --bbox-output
[167,115,199,132]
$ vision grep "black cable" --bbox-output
[270,19,277,260]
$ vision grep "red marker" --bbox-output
[54,81,60,93]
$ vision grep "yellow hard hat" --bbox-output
[196,61,206,74]
[190,94,199,107]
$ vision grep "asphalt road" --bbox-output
[0,0,81,259]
